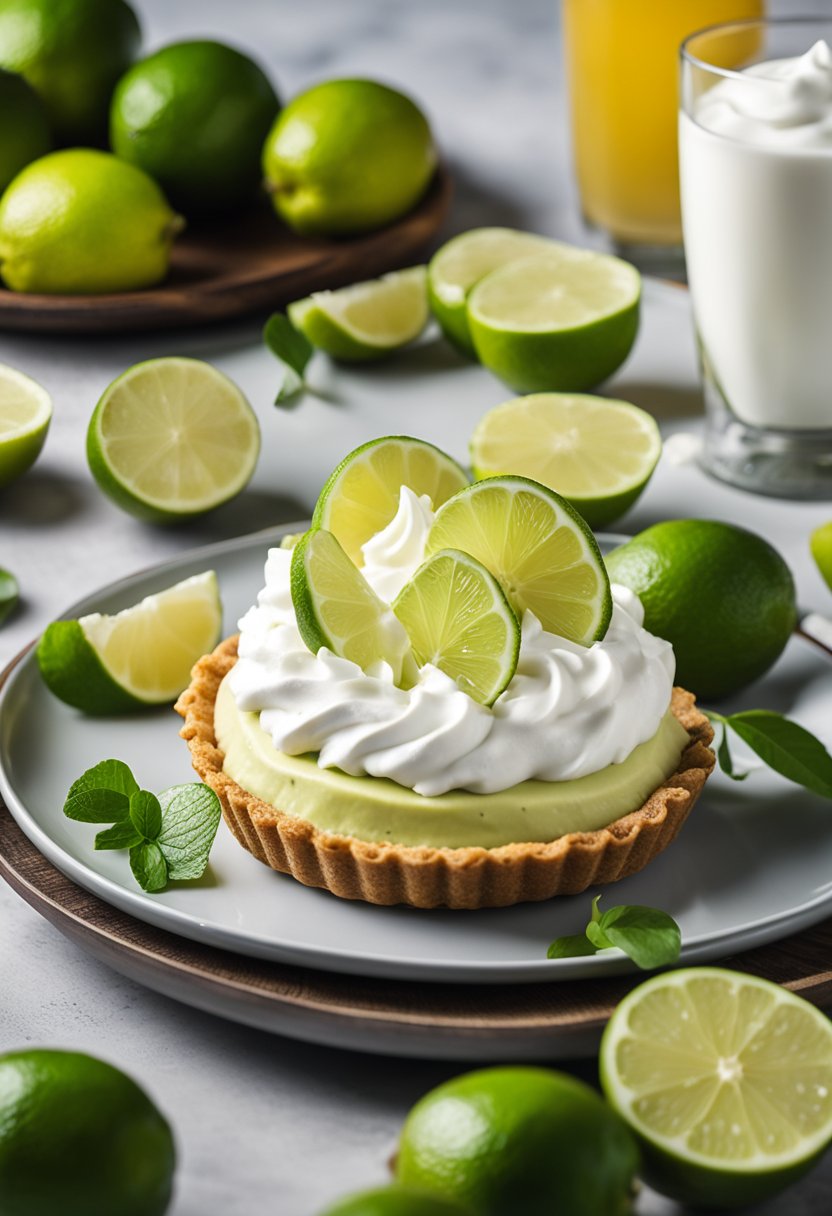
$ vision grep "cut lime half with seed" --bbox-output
[37,571,222,714]
[312,435,469,566]
[470,393,661,528]
[394,548,520,705]
[86,357,260,523]
[600,966,832,1209]
[0,362,52,487]
[426,475,612,645]
[467,249,641,393]
[288,267,429,362]
[291,528,413,684]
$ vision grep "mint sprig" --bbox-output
[548,895,681,970]
[264,312,313,404]
[707,709,832,797]
[63,760,222,894]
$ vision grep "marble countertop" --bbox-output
[2,1,831,1213]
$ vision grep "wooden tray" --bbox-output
[0,168,452,335]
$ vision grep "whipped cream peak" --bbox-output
[360,485,434,602]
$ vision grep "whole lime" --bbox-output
[110,40,280,215]
[0,1048,175,1216]
[318,1184,469,1216]
[0,0,140,145]
[606,520,797,699]
[0,148,182,294]
[263,78,436,236]
[811,521,832,593]
[396,1066,639,1216]
[0,69,50,194]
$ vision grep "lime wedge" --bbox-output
[811,522,832,592]
[467,250,641,393]
[312,436,469,566]
[0,362,52,487]
[428,227,563,356]
[37,571,222,713]
[87,357,260,522]
[426,475,612,645]
[470,393,661,528]
[393,548,520,705]
[600,967,832,1209]
[288,267,429,361]
[291,528,413,684]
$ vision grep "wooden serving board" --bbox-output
[0,168,452,336]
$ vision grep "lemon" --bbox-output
[288,267,428,362]
[601,967,832,1209]
[110,40,280,215]
[263,78,437,236]
[811,522,832,593]
[426,475,612,646]
[470,392,661,528]
[428,227,565,356]
[397,1066,639,1216]
[319,1186,468,1216]
[0,69,50,194]
[37,570,221,714]
[605,520,797,699]
[0,0,141,144]
[0,1048,174,1216]
[0,362,51,487]
[393,548,520,705]
[467,249,641,393]
[86,357,260,522]
[0,149,182,295]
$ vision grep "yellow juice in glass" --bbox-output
[563,0,764,249]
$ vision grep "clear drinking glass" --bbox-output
[681,18,832,499]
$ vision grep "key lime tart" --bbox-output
[176,436,714,909]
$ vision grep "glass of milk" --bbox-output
[680,19,832,499]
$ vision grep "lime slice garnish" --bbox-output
[428,227,564,356]
[467,249,641,393]
[426,475,612,645]
[600,967,832,1209]
[86,357,260,522]
[811,522,832,593]
[312,435,469,567]
[470,392,661,528]
[37,571,222,713]
[0,362,52,487]
[288,267,429,361]
[291,528,413,684]
[393,548,520,705]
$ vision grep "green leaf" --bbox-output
[64,759,139,823]
[157,783,222,880]
[590,894,603,923]
[129,790,163,840]
[717,722,748,782]
[0,568,18,626]
[726,710,832,799]
[129,841,168,893]
[598,904,682,970]
[95,821,142,851]
[547,934,599,960]
[586,919,613,951]
[264,313,313,404]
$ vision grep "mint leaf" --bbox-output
[157,783,221,880]
[724,711,832,799]
[586,918,612,951]
[598,904,681,970]
[95,822,142,851]
[264,313,313,404]
[129,841,168,893]
[0,568,18,626]
[547,934,599,960]
[64,759,139,822]
[129,790,162,840]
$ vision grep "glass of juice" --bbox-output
[562,0,763,267]
[681,18,832,499]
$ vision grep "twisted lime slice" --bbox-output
[288,267,429,361]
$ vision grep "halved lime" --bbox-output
[86,357,260,522]
[0,362,52,487]
[291,528,413,684]
[312,436,469,566]
[467,250,641,393]
[288,267,429,361]
[428,227,563,356]
[600,967,832,1209]
[811,522,832,593]
[37,571,222,714]
[426,476,612,645]
[470,393,661,528]
[393,548,520,705]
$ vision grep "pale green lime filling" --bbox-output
[215,676,689,850]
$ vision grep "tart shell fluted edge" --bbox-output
[175,636,716,910]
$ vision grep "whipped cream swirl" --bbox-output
[229,489,676,797]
